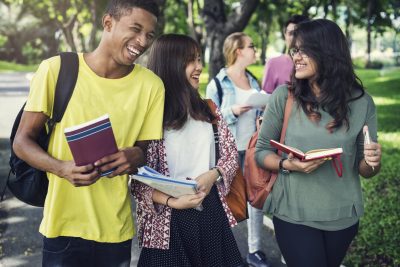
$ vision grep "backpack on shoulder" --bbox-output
[0,52,79,207]
[213,69,258,105]
[244,93,293,209]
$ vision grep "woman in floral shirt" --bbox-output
[131,34,243,267]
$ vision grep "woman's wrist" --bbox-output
[165,196,174,207]
[210,167,222,183]
[362,158,380,176]
[279,158,291,174]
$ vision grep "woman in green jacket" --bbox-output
[255,19,382,267]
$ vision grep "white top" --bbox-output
[235,86,258,150]
[164,116,216,179]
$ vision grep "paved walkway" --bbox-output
[0,72,284,266]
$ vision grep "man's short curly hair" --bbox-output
[105,0,159,21]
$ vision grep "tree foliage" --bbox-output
[201,0,259,78]
[0,0,399,68]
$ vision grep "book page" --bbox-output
[64,114,110,133]
[131,166,198,198]
[304,148,343,161]
[244,92,270,108]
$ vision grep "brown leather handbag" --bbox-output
[207,100,248,222]
[244,93,293,209]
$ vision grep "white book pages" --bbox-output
[131,166,198,198]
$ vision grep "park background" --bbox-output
[0,0,399,266]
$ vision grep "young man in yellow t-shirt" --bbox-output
[13,1,164,266]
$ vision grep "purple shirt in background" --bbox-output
[261,54,293,94]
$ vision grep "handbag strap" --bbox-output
[207,90,293,163]
[206,100,220,162]
[267,91,293,185]
[280,92,294,145]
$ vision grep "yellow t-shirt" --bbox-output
[25,53,165,242]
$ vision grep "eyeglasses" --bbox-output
[289,47,308,58]
[241,44,256,50]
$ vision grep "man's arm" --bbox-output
[13,111,99,186]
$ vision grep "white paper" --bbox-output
[244,93,270,108]
[131,166,198,198]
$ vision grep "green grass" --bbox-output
[357,68,400,134]
[0,60,38,72]
[348,67,400,266]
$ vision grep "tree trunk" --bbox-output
[88,0,98,51]
[57,14,78,52]
[345,1,353,51]
[395,29,400,66]
[260,34,267,65]
[331,0,338,20]
[8,35,26,64]
[202,0,260,79]
[366,0,373,67]
[258,17,270,65]
[155,0,167,35]
[187,0,206,64]
[77,21,87,52]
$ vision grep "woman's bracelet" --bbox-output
[166,196,173,207]
[364,158,375,171]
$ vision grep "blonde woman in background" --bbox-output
[206,32,269,267]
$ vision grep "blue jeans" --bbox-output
[247,204,264,253]
[239,150,264,253]
[42,236,132,267]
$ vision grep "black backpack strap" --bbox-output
[48,52,79,130]
[245,69,260,87]
[245,69,257,81]
[213,77,223,106]
[214,71,257,106]
[1,52,79,203]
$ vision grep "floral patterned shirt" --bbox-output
[131,106,239,249]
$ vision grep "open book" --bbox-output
[270,140,343,161]
[131,166,198,198]
[64,114,118,176]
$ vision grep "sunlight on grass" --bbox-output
[379,132,400,148]
[374,76,395,83]
[0,60,38,72]
[374,97,400,105]
[200,72,209,84]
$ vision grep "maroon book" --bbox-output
[65,114,118,176]
[269,139,342,161]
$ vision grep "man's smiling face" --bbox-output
[105,7,157,66]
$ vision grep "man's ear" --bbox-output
[103,14,113,32]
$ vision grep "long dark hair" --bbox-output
[290,19,364,132]
[147,34,214,130]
